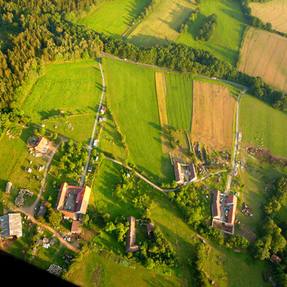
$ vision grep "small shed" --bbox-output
[5,181,12,193]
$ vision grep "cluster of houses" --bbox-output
[212,190,237,235]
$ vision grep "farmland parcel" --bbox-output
[250,0,287,34]
[103,58,173,183]
[239,28,287,93]
[191,81,236,151]
[129,0,194,46]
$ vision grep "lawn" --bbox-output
[0,127,45,196]
[75,0,150,36]
[177,0,247,65]
[165,72,193,131]
[103,57,173,183]
[240,95,287,158]
[22,60,102,143]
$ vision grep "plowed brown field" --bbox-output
[250,0,287,34]
[191,81,236,151]
[239,28,287,93]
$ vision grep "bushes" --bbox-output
[196,14,217,41]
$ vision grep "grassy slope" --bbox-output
[103,57,173,183]
[76,0,150,36]
[165,72,193,131]
[240,95,287,158]
[238,153,286,237]
[177,0,247,65]
[22,60,101,142]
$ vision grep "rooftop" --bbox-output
[0,213,22,238]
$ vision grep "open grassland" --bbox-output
[239,28,287,93]
[250,0,287,34]
[177,0,247,65]
[191,81,236,151]
[22,60,102,142]
[165,72,193,131]
[129,0,195,47]
[240,95,287,158]
[103,57,173,183]
[0,127,44,195]
[76,0,150,36]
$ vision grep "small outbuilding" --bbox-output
[0,213,22,239]
[5,181,12,193]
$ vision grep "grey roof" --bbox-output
[0,213,22,238]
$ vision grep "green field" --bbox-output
[177,0,247,64]
[240,95,287,158]
[22,60,102,142]
[103,57,173,183]
[165,72,193,131]
[0,127,44,194]
[76,0,150,36]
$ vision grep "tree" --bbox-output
[48,209,62,230]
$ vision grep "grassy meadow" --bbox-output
[177,0,247,64]
[75,0,150,36]
[103,57,173,183]
[240,95,287,158]
[22,60,102,142]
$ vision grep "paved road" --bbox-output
[80,61,106,186]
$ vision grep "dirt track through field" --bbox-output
[239,28,287,93]
[250,0,287,33]
[191,81,236,151]
[155,72,170,153]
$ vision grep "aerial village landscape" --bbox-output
[0,0,287,286]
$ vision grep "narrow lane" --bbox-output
[80,61,106,186]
